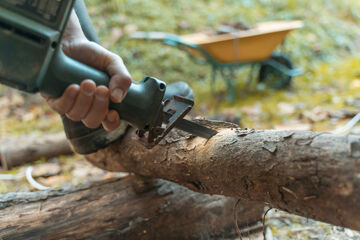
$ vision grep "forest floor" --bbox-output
[1,0,360,239]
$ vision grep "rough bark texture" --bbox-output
[86,121,360,231]
[0,176,263,240]
[0,133,73,170]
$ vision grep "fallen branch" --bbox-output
[0,133,73,170]
[0,176,263,240]
[86,121,360,231]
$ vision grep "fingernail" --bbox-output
[82,84,94,97]
[96,89,108,101]
[111,88,124,103]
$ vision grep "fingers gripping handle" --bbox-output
[40,48,166,130]
[41,48,110,97]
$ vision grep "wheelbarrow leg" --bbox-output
[220,68,235,103]
[243,64,255,94]
[211,65,217,95]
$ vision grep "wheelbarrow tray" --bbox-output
[180,21,303,63]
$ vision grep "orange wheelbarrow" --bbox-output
[132,20,304,102]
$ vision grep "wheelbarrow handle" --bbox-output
[163,35,196,48]
[163,35,216,65]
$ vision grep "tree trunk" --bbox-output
[0,176,263,240]
[0,133,73,170]
[86,121,360,231]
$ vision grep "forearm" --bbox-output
[61,11,119,72]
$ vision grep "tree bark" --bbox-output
[0,133,73,170]
[86,121,360,231]
[0,176,263,240]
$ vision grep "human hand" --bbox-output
[42,11,131,131]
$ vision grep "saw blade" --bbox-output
[175,118,218,139]
[162,112,218,139]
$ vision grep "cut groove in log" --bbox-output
[0,176,264,240]
[86,120,360,231]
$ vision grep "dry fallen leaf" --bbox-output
[32,163,62,178]
[303,107,329,122]
[277,102,296,115]
[38,175,72,188]
[240,103,262,116]
[110,27,123,42]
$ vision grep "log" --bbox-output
[0,176,264,240]
[0,133,73,170]
[86,121,360,231]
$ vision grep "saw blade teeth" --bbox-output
[174,118,218,139]
[162,112,217,139]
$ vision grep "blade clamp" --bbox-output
[136,95,193,148]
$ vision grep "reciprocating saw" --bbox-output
[0,0,217,154]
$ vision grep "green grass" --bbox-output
[84,0,360,131]
[85,0,360,72]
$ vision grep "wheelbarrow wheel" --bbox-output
[258,54,293,89]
